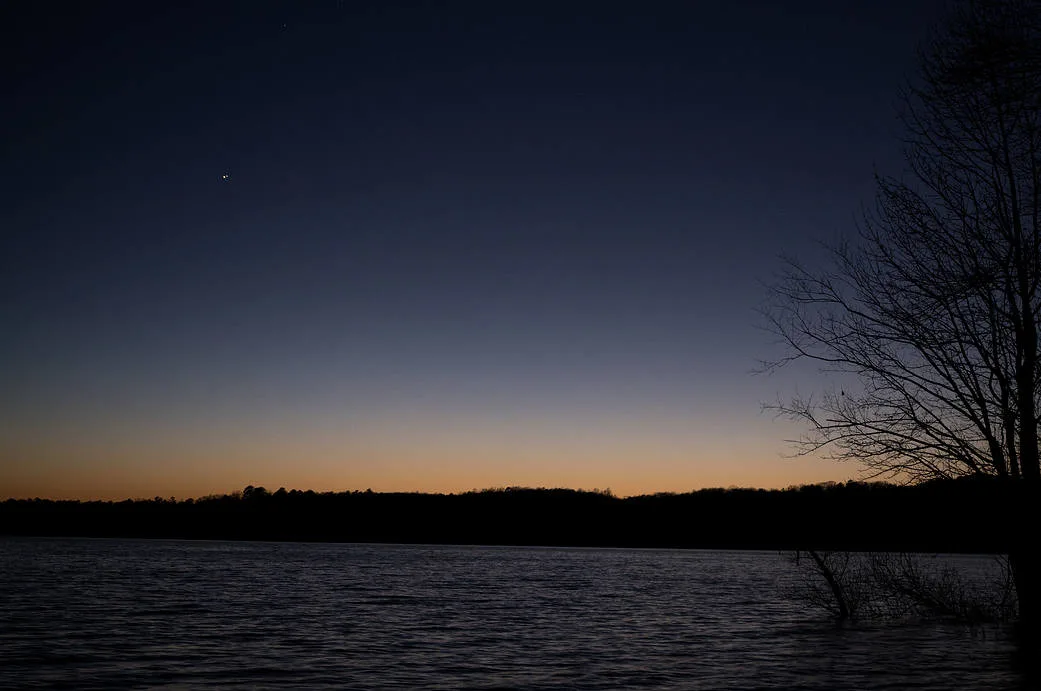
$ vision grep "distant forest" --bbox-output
[0,479,1024,553]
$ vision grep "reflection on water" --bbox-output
[0,539,1033,689]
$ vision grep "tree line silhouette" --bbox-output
[0,478,1026,553]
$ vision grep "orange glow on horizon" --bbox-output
[1,449,852,502]
[1,397,849,501]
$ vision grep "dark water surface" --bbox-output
[0,538,1035,689]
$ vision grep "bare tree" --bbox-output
[763,0,1041,625]
[792,550,1017,623]
[791,549,870,621]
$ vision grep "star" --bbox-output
[221,173,230,181]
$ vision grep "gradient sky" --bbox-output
[2,1,947,499]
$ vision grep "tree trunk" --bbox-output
[807,550,851,620]
[1011,480,1040,634]
[1013,266,1038,631]
[1010,548,1040,634]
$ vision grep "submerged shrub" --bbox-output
[790,551,1017,624]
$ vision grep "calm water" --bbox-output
[0,538,1036,690]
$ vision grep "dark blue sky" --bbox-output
[2,1,947,498]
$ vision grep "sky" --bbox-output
[1,0,948,500]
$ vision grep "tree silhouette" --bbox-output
[763,0,1041,626]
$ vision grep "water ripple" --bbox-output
[0,539,1032,689]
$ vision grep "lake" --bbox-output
[0,538,1034,689]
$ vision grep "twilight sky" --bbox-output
[2,0,946,499]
